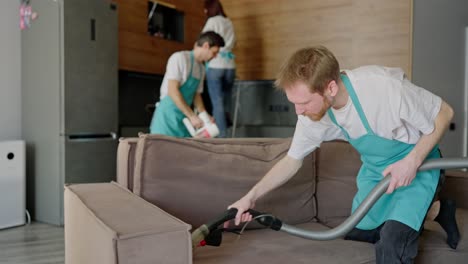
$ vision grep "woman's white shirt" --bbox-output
[202,15,236,69]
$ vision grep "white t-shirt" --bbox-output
[288,65,442,160]
[202,15,236,69]
[159,51,204,100]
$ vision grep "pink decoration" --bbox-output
[20,1,38,30]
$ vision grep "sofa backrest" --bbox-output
[315,141,362,228]
[132,135,317,229]
[116,137,139,191]
[440,170,468,210]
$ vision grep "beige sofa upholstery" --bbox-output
[64,182,191,264]
[65,135,468,263]
[116,137,139,191]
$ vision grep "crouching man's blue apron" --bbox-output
[327,74,440,231]
[150,52,202,137]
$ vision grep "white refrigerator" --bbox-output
[22,0,118,225]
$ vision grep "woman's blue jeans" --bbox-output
[206,68,236,137]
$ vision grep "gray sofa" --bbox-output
[65,134,468,263]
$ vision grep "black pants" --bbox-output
[345,220,419,264]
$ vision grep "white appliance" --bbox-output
[0,140,26,229]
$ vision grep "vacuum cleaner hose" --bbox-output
[280,157,468,240]
[191,157,468,247]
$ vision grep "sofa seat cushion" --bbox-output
[193,208,468,264]
[416,208,468,263]
[193,222,375,264]
[133,135,316,229]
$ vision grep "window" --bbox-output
[148,1,184,43]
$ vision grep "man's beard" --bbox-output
[305,96,332,121]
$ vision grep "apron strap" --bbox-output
[220,51,235,59]
[189,51,204,81]
[341,74,375,135]
[327,109,350,140]
[189,51,195,77]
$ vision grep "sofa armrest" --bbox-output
[65,182,192,264]
[440,170,468,210]
[116,137,139,191]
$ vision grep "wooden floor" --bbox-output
[0,222,64,264]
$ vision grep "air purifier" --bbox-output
[0,140,26,229]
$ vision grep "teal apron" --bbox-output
[150,52,202,137]
[219,51,235,60]
[205,51,235,70]
[327,74,440,231]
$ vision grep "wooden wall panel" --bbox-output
[115,0,412,79]
[115,0,205,75]
[223,0,412,80]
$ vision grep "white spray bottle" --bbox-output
[183,112,220,138]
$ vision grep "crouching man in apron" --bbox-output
[150,31,225,137]
[226,46,458,263]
